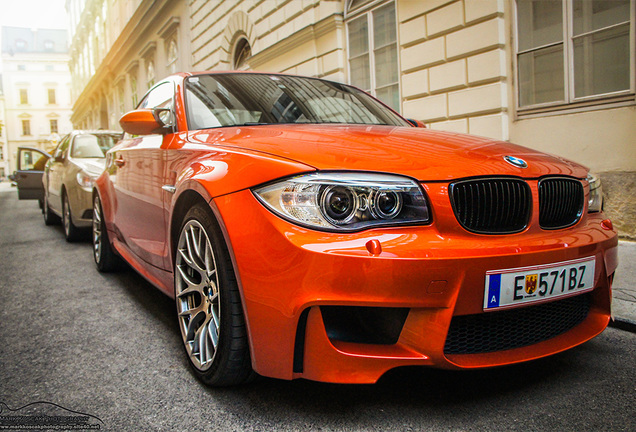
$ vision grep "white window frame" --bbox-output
[48,88,56,105]
[232,36,252,71]
[514,0,635,117]
[167,39,179,74]
[345,0,401,113]
[146,58,156,90]
[22,120,31,136]
[19,89,29,105]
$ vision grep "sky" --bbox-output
[0,0,68,30]
[0,0,68,73]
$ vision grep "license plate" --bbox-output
[484,257,595,311]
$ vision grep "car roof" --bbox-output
[70,130,122,135]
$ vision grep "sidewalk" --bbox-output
[0,181,634,330]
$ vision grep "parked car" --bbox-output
[41,131,121,241]
[93,72,618,386]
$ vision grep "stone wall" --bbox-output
[190,0,345,82]
[600,171,636,240]
[398,0,508,140]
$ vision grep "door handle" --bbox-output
[114,158,126,168]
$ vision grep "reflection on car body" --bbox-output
[92,72,618,386]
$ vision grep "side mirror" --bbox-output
[53,155,65,163]
[406,118,426,128]
[8,173,15,181]
[119,109,173,135]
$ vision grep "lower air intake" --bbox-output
[444,293,591,355]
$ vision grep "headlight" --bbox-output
[76,170,96,190]
[587,173,603,213]
[253,172,431,231]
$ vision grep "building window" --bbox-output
[17,65,26,71]
[516,0,633,111]
[44,40,54,51]
[146,60,156,89]
[232,37,251,70]
[15,39,27,51]
[50,119,58,134]
[118,83,125,116]
[346,2,400,112]
[22,120,31,136]
[167,40,179,74]
[19,89,28,104]
[45,65,54,71]
[131,75,139,107]
[48,89,56,104]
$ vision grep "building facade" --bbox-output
[0,26,73,176]
[67,0,190,130]
[0,79,8,180]
[67,0,636,238]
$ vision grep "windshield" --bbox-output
[71,134,120,158]
[184,73,410,129]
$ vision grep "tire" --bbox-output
[62,192,82,242]
[43,192,60,226]
[92,194,122,272]
[174,204,254,386]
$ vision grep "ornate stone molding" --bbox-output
[249,14,343,68]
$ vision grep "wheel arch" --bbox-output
[60,184,69,217]
[169,187,256,363]
[61,184,75,223]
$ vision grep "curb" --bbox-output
[608,318,636,333]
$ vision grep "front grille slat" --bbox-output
[450,177,584,233]
[539,178,584,229]
[450,178,531,234]
[444,293,591,355]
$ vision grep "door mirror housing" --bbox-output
[120,109,173,135]
[406,118,426,128]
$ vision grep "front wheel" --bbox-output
[62,192,82,242]
[175,204,254,386]
[43,192,60,226]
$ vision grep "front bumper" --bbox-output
[213,188,618,384]
[67,184,94,228]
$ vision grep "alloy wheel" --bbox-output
[92,197,102,263]
[175,219,221,371]
[63,195,71,236]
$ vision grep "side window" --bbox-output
[19,149,47,171]
[139,82,174,110]
[53,136,71,160]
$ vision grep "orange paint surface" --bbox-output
[95,72,618,383]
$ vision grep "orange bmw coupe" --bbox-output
[93,72,618,386]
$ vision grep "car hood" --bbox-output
[187,125,587,181]
[74,158,106,176]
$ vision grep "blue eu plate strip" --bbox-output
[487,274,501,308]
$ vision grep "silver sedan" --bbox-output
[43,131,121,241]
